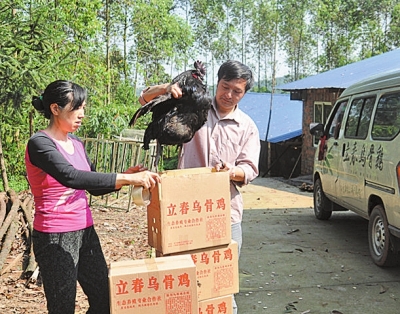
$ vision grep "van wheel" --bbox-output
[313,178,332,220]
[368,205,399,267]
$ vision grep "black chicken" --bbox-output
[129,60,212,168]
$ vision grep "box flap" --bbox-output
[160,167,215,177]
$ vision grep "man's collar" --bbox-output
[212,98,242,123]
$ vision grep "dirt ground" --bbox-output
[240,177,313,211]
[0,177,311,313]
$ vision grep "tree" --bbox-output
[132,0,193,86]
[357,0,396,58]
[311,0,360,71]
[0,0,104,190]
[279,0,313,80]
[0,2,64,189]
[249,0,278,92]
[186,0,225,90]
[388,3,400,48]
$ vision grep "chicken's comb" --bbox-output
[194,60,206,76]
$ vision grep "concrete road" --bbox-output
[237,177,400,314]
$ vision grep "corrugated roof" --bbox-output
[276,49,400,91]
[239,92,303,143]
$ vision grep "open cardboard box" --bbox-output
[148,167,231,254]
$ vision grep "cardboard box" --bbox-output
[109,255,198,314]
[148,167,231,254]
[198,295,233,314]
[159,241,239,301]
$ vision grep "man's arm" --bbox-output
[231,123,261,187]
[139,83,182,105]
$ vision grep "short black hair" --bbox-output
[217,60,254,92]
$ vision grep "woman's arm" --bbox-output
[27,134,160,193]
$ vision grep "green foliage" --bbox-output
[7,174,29,192]
[161,156,179,171]
[79,80,142,138]
[133,0,193,85]
[160,148,179,170]
[252,86,271,93]
[279,0,313,80]
[388,3,400,48]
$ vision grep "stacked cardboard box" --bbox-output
[147,167,232,254]
[160,241,239,300]
[199,295,233,314]
[109,255,198,314]
[149,168,238,313]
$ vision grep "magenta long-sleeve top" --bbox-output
[25,132,117,233]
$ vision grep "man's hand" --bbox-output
[166,82,183,99]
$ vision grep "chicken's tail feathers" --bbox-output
[128,108,142,127]
[128,103,151,126]
[129,94,173,127]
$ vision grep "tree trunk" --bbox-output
[20,194,37,276]
[0,190,20,272]
[105,0,111,106]
[0,218,19,272]
[0,128,9,192]
[0,192,7,225]
[0,191,18,240]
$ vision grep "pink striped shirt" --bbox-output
[178,99,260,224]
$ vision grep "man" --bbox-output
[139,60,260,313]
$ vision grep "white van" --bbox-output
[310,69,400,267]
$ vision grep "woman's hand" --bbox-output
[124,164,147,174]
[115,170,161,190]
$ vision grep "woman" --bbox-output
[25,80,160,314]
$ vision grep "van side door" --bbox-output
[337,96,376,214]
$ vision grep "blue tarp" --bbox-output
[239,92,303,143]
[277,49,400,90]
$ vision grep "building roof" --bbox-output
[239,92,303,143]
[276,49,400,91]
[340,68,400,98]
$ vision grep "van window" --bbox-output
[344,97,375,139]
[371,92,400,140]
[328,101,347,139]
[314,101,332,145]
